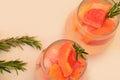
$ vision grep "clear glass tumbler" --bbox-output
[35,39,87,80]
[65,0,119,55]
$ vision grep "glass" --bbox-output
[35,39,87,80]
[65,0,119,55]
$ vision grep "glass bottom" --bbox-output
[64,10,115,55]
[35,51,87,80]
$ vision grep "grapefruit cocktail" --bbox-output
[65,0,119,54]
[35,39,88,80]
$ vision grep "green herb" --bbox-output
[73,43,88,61]
[0,36,42,51]
[0,59,26,74]
[107,1,120,18]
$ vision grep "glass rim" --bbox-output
[76,0,119,38]
[41,39,87,80]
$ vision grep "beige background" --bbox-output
[0,0,120,80]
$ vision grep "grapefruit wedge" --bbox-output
[58,41,73,77]
[49,64,65,80]
[83,9,106,28]
[78,2,111,28]
[92,18,115,35]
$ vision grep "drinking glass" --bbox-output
[35,39,87,80]
[65,0,119,55]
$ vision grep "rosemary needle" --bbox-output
[0,36,42,52]
[0,36,42,74]
[107,1,120,18]
[73,43,88,61]
[0,59,26,74]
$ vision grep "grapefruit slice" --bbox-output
[78,2,111,28]
[68,48,76,68]
[83,9,106,28]
[78,2,110,18]
[91,18,115,35]
[71,62,85,80]
[49,64,65,80]
[71,55,86,80]
[58,41,73,77]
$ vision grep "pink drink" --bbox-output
[65,0,119,55]
[35,40,87,80]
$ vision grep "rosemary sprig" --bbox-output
[107,1,120,18]
[0,36,42,51]
[0,59,26,74]
[73,43,88,61]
